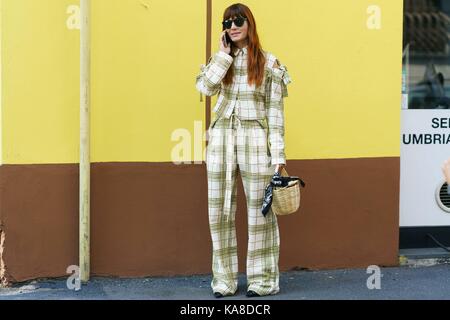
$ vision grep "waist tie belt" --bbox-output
[223,113,241,222]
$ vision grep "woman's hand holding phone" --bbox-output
[219,31,231,55]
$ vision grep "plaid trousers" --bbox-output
[205,113,280,296]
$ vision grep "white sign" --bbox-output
[400,109,450,226]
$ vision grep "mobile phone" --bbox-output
[222,32,232,46]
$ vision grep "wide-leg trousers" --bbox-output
[205,113,280,296]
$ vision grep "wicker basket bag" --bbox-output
[271,167,304,216]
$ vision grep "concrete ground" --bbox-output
[1,262,450,300]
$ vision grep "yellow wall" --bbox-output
[1,0,403,164]
[0,0,2,165]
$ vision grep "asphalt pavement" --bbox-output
[1,263,449,300]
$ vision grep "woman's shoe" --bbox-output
[246,290,261,297]
[213,292,224,298]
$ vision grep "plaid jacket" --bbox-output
[195,46,292,165]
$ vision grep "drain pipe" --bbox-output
[79,0,91,283]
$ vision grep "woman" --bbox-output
[195,3,292,298]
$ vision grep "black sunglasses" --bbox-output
[222,16,247,29]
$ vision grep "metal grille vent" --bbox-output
[436,182,450,213]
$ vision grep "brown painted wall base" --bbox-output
[0,158,399,284]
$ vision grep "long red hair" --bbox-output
[222,3,266,88]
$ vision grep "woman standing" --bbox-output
[195,3,292,298]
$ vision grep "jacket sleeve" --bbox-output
[265,57,292,166]
[195,51,234,97]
